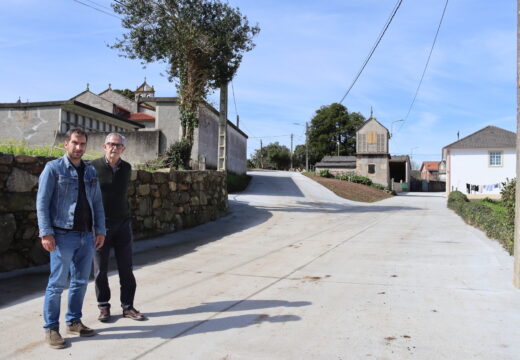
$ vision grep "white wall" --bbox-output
[154,101,182,154]
[0,107,60,146]
[449,148,515,195]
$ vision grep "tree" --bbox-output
[308,103,365,162]
[292,144,319,170]
[111,0,259,144]
[250,142,291,170]
[114,88,135,101]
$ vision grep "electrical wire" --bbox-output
[398,0,449,132]
[249,134,293,139]
[338,0,403,104]
[72,0,122,19]
[82,0,114,11]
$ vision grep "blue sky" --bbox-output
[0,0,516,166]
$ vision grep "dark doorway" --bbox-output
[390,161,406,182]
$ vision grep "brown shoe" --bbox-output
[67,320,95,337]
[98,308,111,322]
[123,307,146,321]
[45,328,66,349]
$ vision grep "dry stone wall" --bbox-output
[0,153,228,272]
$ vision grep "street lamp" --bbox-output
[390,119,404,139]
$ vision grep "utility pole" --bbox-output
[290,133,293,170]
[305,121,309,172]
[514,0,520,288]
[218,83,228,171]
[260,139,263,169]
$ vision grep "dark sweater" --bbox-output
[90,157,131,224]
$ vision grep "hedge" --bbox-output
[447,191,514,254]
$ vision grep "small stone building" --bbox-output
[356,117,391,186]
[315,116,411,190]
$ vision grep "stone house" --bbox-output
[420,161,440,181]
[315,116,411,190]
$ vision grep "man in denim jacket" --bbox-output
[36,128,106,349]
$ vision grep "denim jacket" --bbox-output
[37,155,106,237]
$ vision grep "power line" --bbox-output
[249,134,293,139]
[72,0,122,19]
[398,0,449,132]
[83,0,113,11]
[338,0,403,104]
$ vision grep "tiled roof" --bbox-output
[315,155,356,168]
[444,126,516,149]
[356,117,389,133]
[315,162,356,168]
[127,113,155,122]
[321,156,357,162]
[389,155,409,162]
[421,161,439,171]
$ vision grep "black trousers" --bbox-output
[93,218,136,310]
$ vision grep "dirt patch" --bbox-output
[303,173,393,202]
[303,276,322,281]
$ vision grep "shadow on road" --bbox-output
[240,174,305,197]
[146,299,312,317]
[0,201,273,309]
[242,200,422,214]
[85,314,300,341]
[72,298,307,341]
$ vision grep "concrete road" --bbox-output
[1,170,520,359]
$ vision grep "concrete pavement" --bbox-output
[1,170,519,359]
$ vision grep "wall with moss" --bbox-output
[0,153,227,272]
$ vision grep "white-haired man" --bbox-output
[91,133,145,322]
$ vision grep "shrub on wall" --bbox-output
[165,139,192,169]
[447,190,513,254]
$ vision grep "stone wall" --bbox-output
[0,153,228,272]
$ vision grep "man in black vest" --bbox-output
[91,133,145,322]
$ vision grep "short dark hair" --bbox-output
[66,128,88,142]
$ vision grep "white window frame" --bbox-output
[489,151,503,167]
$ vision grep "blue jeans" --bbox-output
[43,230,95,330]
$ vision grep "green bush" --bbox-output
[501,178,515,226]
[165,139,192,170]
[447,190,513,254]
[370,183,386,191]
[134,157,166,172]
[335,173,372,186]
[0,140,99,159]
[448,190,468,205]
[319,169,333,178]
[350,175,372,186]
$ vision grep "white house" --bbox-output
[443,125,516,198]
